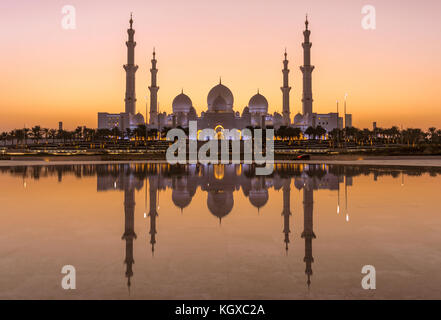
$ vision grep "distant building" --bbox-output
[373,122,377,130]
[58,121,63,131]
[345,114,353,128]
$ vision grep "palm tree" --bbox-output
[305,126,316,140]
[42,128,49,144]
[0,132,7,146]
[23,128,30,146]
[428,127,437,144]
[49,129,57,143]
[315,126,327,140]
[15,129,25,147]
[31,126,42,144]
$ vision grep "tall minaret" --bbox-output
[300,15,314,119]
[301,185,316,287]
[149,49,159,128]
[281,49,291,126]
[124,14,138,115]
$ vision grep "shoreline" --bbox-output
[1,154,441,167]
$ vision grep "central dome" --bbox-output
[207,83,234,112]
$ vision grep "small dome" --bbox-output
[131,113,145,126]
[207,83,234,112]
[242,106,250,116]
[172,92,192,114]
[294,112,303,124]
[273,112,282,119]
[248,92,268,114]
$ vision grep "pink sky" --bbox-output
[0,0,440,130]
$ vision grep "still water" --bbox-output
[0,162,441,299]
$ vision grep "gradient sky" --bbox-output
[0,0,440,131]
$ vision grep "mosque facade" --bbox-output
[98,15,353,136]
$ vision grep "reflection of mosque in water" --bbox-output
[6,163,438,290]
[96,163,353,289]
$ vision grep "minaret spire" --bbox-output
[281,49,292,125]
[124,13,138,115]
[149,48,159,128]
[300,15,314,122]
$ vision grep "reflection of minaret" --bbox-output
[281,180,292,253]
[149,49,159,128]
[281,49,291,125]
[300,15,314,119]
[122,188,137,290]
[123,14,138,115]
[301,186,316,287]
[148,177,158,255]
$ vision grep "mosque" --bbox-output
[98,15,353,136]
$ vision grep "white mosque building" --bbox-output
[98,15,352,137]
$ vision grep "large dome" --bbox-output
[172,92,192,114]
[248,92,268,114]
[207,83,234,112]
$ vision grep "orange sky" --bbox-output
[0,0,440,131]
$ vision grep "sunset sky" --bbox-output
[0,0,440,131]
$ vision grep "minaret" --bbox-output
[148,176,158,254]
[281,179,292,252]
[122,187,137,290]
[301,185,316,287]
[281,49,291,125]
[124,14,138,115]
[149,49,159,128]
[300,15,314,119]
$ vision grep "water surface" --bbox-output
[0,163,440,299]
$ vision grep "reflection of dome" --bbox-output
[294,112,303,124]
[172,93,192,113]
[207,191,234,220]
[207,83,234,112]
[172,189,192,209]
[248,93,268,114]
[249,189,269,209]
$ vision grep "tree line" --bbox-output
[1,124,440,147]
